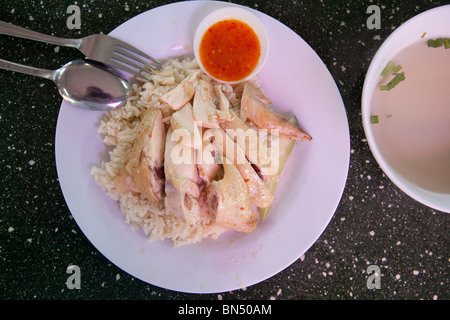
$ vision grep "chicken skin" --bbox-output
[114,106,166,202]
[240,82,312,141]
[206,158,257,233]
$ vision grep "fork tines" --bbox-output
[110,40,159,81]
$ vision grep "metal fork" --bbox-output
[0,20,159,80]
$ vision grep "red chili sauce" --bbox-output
[199,19,261,82]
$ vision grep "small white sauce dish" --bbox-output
[193,6,269,84]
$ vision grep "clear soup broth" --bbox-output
[371,40,450,193]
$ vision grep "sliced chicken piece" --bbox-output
[220,109,276,177]
[214,85,232,121]
[240,82,312,141]
[258,116,298,220]
[114,107,166,202]
[193,79,232,129]
[205,128,274,208]
[160,70,199,110]
[198,138,221,185]
[193,79,219,128]
[206,158,257,233]
[170,103,202,150]
[164,127,210,225]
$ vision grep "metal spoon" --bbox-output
[0,58,131,111]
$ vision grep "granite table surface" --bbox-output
[0,0,448,300]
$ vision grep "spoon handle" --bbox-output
[0,59,55,81]
[0,21,80,48]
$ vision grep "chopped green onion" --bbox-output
[396,72,405,81]
[370,115,379,124]
[381,61,403,77]
[427,37,450,49]
[444,38,450,49]
[380,72,405,91]
[381,66,390,77]
[427,39,437,47]
[391,64,402,73]
[379,61,405,91]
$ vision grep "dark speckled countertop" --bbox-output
[0,0,448,300]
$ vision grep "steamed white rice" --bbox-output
[91,57,257,247]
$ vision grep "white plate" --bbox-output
[55,1,349,293]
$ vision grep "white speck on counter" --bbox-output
[369,230,375,236]
[8,227,14,232]
[28,160,35,166]
[413,270,419,275]
[116,273,120,281]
